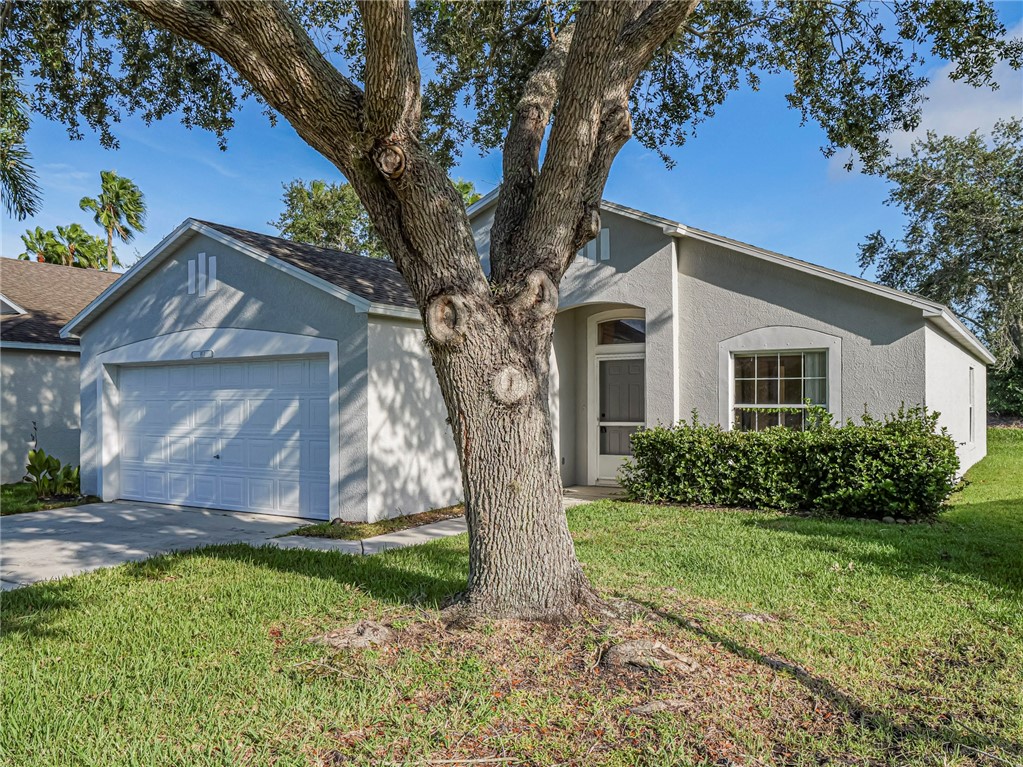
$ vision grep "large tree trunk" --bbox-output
[418,244,594,621]
[431,297,592,620]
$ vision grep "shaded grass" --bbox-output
[0,482,100,516]
[288,504,464,540]
[1,431,1020,766]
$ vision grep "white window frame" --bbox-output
[718,326,842,429]
[586,308,646,484]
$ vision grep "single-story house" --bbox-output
[1,258,121,483]
[60,195,991,521]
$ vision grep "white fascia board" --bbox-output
[367,303,420,320]
[929,310,996,365]
[0,293,28,316]
[466,187,501,220]
[61,218,198,338]
[0,341,80,353]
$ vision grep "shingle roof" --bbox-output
[198,221,416,309]
[1,259,121,346]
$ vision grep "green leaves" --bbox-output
[24,449,81,499]
[859,118,1023,369]
[269,177,479,258]
[18,223,112,269]
[621,406,960,520]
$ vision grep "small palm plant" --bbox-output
[79,170,146,270]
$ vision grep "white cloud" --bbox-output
[831,20,1022,174]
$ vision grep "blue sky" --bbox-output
[3,6,1021,280]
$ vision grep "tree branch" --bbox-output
[125,0,364,171]
[358,0,421,146]
[489,23,575,278]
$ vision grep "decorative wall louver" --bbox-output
[187,252,219,297]
[577,229,611,262]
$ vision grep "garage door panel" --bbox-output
[247,398,277,429]
[219,363,246,388]
[118,357,330,519]
[249,478,275,510]
[192,475,217,504]
[168,473,190,502]
[143,436,166,464]
[144,472,166,501]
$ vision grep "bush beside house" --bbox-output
[621,407,959,520]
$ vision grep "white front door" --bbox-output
[117,357,331,519]
[596,357,645,481]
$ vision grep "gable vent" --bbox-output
[577,228,611,262]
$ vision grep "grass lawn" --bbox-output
[288,504,463,540]
[0,483,100,516]
[1,430,1020,766]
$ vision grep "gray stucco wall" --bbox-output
[552,209,679,485]
[366,317,461,520]
[76,231,369,518]
[677,238,928,426]
[925,325,987,471]
[1,349,82,484]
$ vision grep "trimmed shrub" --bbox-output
[621,406,960,520]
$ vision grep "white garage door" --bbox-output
[118,357,331,519]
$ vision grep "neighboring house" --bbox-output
[61,197,991,521]
[1,259,121,484]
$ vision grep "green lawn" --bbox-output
[0,483,100,516]
[1,430,1020,766]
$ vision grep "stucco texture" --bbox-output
[678,238,928,425]
[1,349,82,484]
[367,317,462,521]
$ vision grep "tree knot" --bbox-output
[426,293,469,346]
[373,133,407,181]
[510,269,558,318]
[491,365,533,406]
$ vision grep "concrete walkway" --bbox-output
[0,502,467,591]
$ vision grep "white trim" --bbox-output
[668,238,681,423]
[0,341,80,353]
[0,292,28,315]
[93,327,342,520]
[717,326,842,428]
[586,308,646,485]
[61,219,414,338]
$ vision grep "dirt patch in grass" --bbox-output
[298,605,857,766]
[987,414,1023,429]
[288,504,464,541]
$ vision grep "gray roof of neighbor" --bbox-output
[198,221,416,309]
[1,259,121,346]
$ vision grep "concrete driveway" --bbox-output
[1,502,301,590]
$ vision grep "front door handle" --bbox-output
[213,454,220,460]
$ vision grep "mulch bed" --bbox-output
[987,415,1023,429]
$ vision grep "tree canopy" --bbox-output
[18,223,113,269]
[859,118,1023,369]
[270,177,480,258]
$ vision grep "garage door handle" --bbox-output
[213,454,220,460]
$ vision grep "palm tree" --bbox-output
[19,226,60,263]
[79,170,146,270]
[18,224,110,269]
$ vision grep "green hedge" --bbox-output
[620,406,960,520]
